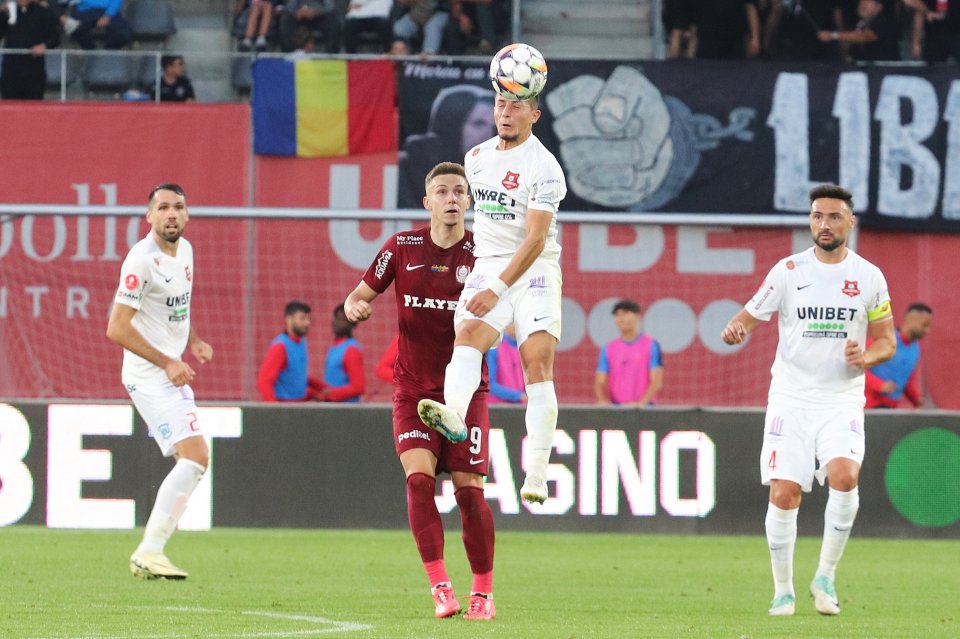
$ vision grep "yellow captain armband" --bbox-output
[867,300,892,322]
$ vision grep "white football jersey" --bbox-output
[746,247,891,406]
[465,133,567,260]
[113,233,195,381]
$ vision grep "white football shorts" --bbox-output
[760,398,865,492]
[125,378,202,457]
[454,255,562,346]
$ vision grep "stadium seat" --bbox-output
[231,56,253,95]
[126,0,177,42]
[45,51,83,92]
[135,54,163,91]
[83,54,134,94]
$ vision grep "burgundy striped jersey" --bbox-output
[362,226,488,396]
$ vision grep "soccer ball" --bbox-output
[489,43,548,101]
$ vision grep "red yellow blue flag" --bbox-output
[252,59,397,157]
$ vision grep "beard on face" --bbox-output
[813,233,844,252]
[159,227,183,243]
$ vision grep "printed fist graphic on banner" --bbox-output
[546,65,755,210]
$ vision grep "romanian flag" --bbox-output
[252,58,397,157]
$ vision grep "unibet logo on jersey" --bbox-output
[798,306,858,338]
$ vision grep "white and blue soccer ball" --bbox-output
[489,43,548,101]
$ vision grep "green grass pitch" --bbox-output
[1,526,957,638]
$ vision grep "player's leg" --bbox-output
[445,317,500,405]
[452,472,495,620]
[419,276,503,442]
[396,394,460,617]
[129,383,206,580]
[448,397,495,620]
[517,332,558,504]
[402,449,459,618]
[760,403,814,615]
[766,479,801,616]
[811,409,864,615]
[513,260,562,505]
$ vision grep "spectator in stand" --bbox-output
[70,0,131,49]
[865,303,933,408]
[376,334,399,383]
[906,0,960,61]
[486,324,525,404]
[285,25,316,57]
[594,299,664,407]
[817,0,900,61]
[390,0,451,56]
[236,0,282,52]
[343,0,393,52]
[49,2,81,40]
[663,0,696,58]
[775,0,844,60]
[0,0,60,100]
[279,0,342,54]
[691,0,761,59]
[444,0,501,55]
[320,303,365,402]
[151,55,196,102]
[257,300,324,402]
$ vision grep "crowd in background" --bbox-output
[0,0,514,100]
[232,0,512,56]
[2,0,959,101]
[664,0,960,63]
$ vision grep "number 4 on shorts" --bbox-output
[767,450,777,471]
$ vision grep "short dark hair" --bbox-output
[291,26,313,51]
[424,161,467,194]
[613,299,641,314]
[161,55,184,71]
[284,300,311,316]
[809,184,854,212]
[148,183,186,204]
[907,302,932,315]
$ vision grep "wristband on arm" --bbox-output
[487,277,508,297]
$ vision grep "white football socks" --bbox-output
[523,381,558,480]
[765,502,798,597]
[443,345,483,418]
[816,486,859,580]
[137,458,205,554]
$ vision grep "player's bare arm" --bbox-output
[466,208,552,317]
[107,302,196,386]
[594,371,610,405]
[721,309,762,345]
[344,281,380,323]
[636,366,664,406]
[188,327,213,364]
[846,316,896,369]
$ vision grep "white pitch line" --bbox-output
[19,605,373,639]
